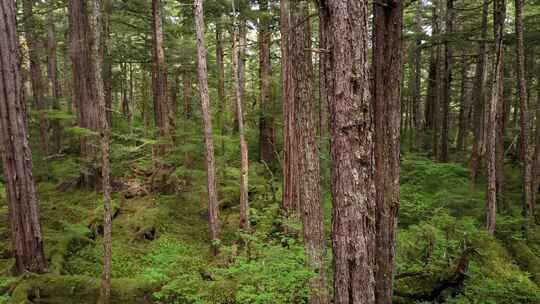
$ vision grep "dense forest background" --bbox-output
[1,0,540,303]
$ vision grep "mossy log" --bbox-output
[11,274,158,304]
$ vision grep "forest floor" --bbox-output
[0,134,539,303]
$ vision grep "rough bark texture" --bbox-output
[23,0,50,155]
[152,0,171,157]
[425,0,440,155]
[456,54,469,151]
[412,0,423,151]
[69,0,101,158]
[258,0,276,169]
[46,0,63,152]
[320,0,376,303]
[0,0,46,275]
[281,0,299,214]
[486,0,506,235]
[103,0,113,128]
[440,0,453,162]
[194,0,220,253]
[373,1,403,303]
[88,0,112,302]
[232,13,250,232]
[469,0,489,188]
[533,80,540,207]
[291,1,327,303]
[515,0,534,227]
[216,18,226,153]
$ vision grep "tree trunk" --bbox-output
[373,1,403,303]
[320,0,376,302]
[412,0,423,152]
[46,0,63,152]
[281,0,299,214]
[291,1,327,303]
[258,0,276,169]
[486,0,506,235]
[515,0,534,229]
[456,54,469,151]
[216,17,226,153]
[103,0,113,128]
[440,0,453,162]
[88,0,112,302]
[23,0,50,155]
[184,74,193,119]
[425,0,440,156]
[194,0,220,253]
[469,0,489,188]
[69,0,101,159]
[0,0,47,275]
[232,11,250,232]
[533,79,540,208]
[152,0,171,157]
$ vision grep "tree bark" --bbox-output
[0,0,46,275]
[291,1,327,303]
[152,0,171,157]
[88,0,112,301]
[469,0,489,188]
[216,17,226,153]
[232,11,250,232]
[373,1,403,303]
[412,0,423,151]
[320,0,376,302]
[281,0,299,214]
[23,0,50,155]
[440,0,453,162]
[194,0,220,253]
[515,0,534,228]
[425,0,440,155]
[486,0,506,235]
[46,0,62,152]
[258,0,276,169]
[184,73,193,119]
[456,54,470,151]
[103,0,113,128]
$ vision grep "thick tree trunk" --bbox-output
[23,0,50,155]
[69,0,101,158]
[425,0,440,155]
[0,0,46,275]
[194,0,220,253]
[281,0,299,214]
[320,0,376,303]
[412,0,423,151]
[515,0,534,228]
[469,0,489,188]
[373,1,403,303]
[152,0,171,157]
[258,0,276,169]
[232,12,250,232]
[291,1,327,303]
[46,0,63,152]
[486,0,506,235]
[88,0,112,302]
[440,0,453,162]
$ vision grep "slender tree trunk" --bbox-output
[216,17,226,153]
[46,0,62,152]
[373,1,403,303]
[0,0,47,275]
[194,0,220,253]
[232,11,250,232]
[291,1,327,303]
[88,0,112,301]
[457,54,469,151]
[152,0,170,157]
[258,0,276,169]
[184,74,193,119]
[425,0,440,156]
[469,0,489,188]
[320,0,376,303]
[486,0,506,235]
[515,0,534,229]
[412,0,423,151]
[533,79,540,207]
[440,0,453,162]
[281,0,299,214]
[23,0,50,155]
